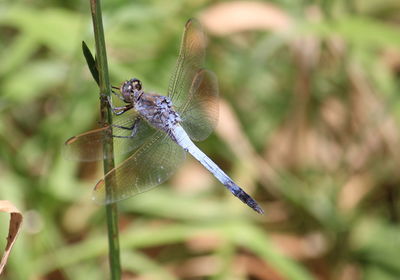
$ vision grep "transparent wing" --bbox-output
[93,132,186,204]
[168,18,206,109]
[180,69,219,141]
[63,109,157,162]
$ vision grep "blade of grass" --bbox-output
[82,41,99,86]
[89,0,121,279]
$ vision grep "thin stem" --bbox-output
[89,0,121,279]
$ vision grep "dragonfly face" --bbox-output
[120,78,143,103]
[64,19,264,214]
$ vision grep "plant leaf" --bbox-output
[82,41,99,86]
[0,200,23,275]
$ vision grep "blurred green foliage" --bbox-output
[1,0,400,279]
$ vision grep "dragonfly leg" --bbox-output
[112,106,132,116]
[111,87,125,102]
[100,90,132,116]
[111,124,134,130]
[111,118,140,138]
[106,95,133,116]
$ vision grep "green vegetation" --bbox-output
[1,0,400,279]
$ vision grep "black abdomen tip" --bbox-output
[227,182,264,214]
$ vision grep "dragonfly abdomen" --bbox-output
[171,125,264,214]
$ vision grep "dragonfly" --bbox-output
[64,19,263,214]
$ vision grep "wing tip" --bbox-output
[92,179,106,205]
[186,18,195,27]
[65,136,77,145]
[94,179,105,191]
[185,18,202,30]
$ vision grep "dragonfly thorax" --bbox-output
[120,78,143,103]
[134,93,182,133]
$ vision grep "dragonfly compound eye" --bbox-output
[129,78,142,91]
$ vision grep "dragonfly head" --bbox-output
[120,78,143,103]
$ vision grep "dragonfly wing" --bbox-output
[64,126,113,162]
[93,131,186,204]
[168,18,206,109]
[180,69,219,141]
[168,19,219,141]
[63,110,157,162]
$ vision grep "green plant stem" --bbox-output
[89,0,121,279]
